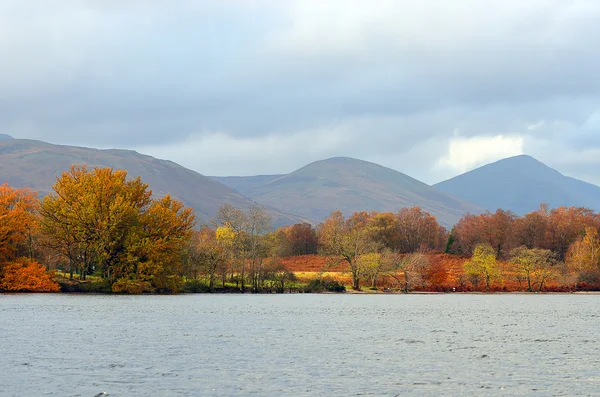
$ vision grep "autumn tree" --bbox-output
[318,211,379,290]
[546,207,599,261]
[510,246,556,292]
[245,205,272,293]
[213,204,271,292]
[0,184,38,263]
[464,244,501,291]
[394,207,441,253]
[128,195,196,292]
[566,227,600,286]
[453,210,516,258]
[357,252,383,289]
[513,205,549,249]
[383,251,430,293]
[285,222,318,256]
[40,165,195,292]
[40,166,151,280]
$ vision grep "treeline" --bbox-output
[2,165,600,293]
[0,166,195,293]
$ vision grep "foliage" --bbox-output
[0,258,60,292]
[39,166,195,292]
[303,278,346,293]
[464,244,501,291]
[111,278,154,294]
[510,246,556,291]
[0,184,38,262]
[318,211,379,290]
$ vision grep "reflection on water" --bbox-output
[1,294,599,396]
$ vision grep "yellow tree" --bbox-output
[566,227,600,281]
[510,246,556,292]
[464,244,501,291]
[40,165,151,280]
[132,195,196,292]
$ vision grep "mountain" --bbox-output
[210,174,283,196]
[0,134,14,140]
[217,157,483,227]
[434,155,600,215]
[0,138,306,226]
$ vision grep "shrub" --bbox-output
[112,278,155,294]
[0,258,60,292]
[303,278,346,293]
[181,279,211,293]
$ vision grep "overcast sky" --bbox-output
[2,0,600,184]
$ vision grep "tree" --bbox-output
[318,211,379,290]
[40,166,195,292]
[546,207,598,261]
[510,246,556,291]
[453,210,516,258]
[131,195,196,292]
[0,184,38,263]
[464,244,500,291]
[214,204,248,290]
[285,223,318,256]
[383,251,429,293]
[513,205,549,249]
[245,205,272,293]
[395,207,441,253]
[566,226,600,284]
[40,166,151,281]
[357,252,383,289]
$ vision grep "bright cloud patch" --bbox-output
[438,135,524,174]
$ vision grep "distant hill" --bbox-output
[0,138,306,226]
[220,157,483,227]
[0,134,14,140]
[210,174,283,196]
[434,155,600,214]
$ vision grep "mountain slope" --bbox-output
[434,155,600,214]
[235,157,483,227]
[210,174,283,196]
[0,138,306,226]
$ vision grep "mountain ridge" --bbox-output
[0,138,309,226]
[434,154,600,214]
[214,156,484,227]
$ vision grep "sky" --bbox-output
[1,0,600,185]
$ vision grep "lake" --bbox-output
[1,293,599,396]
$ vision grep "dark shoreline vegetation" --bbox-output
[2,165,600,294]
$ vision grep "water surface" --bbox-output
[1,294,599,396]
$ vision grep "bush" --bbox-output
[112,278,155,294]
[0,258,60,292]
[303,278,346,293]
[55,276,112,293]
[181,279,211,293]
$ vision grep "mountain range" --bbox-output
[213,157,482,227]
[0,136,306,226]
[1,134,599,228]
[433,154,600,215]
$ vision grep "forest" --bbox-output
[1,165,600,294]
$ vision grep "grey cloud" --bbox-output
[1,0,600,184]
